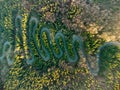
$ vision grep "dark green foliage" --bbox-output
[1,0,120,89]
[81,31,105,55]
[98,44,120,76]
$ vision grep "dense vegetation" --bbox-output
[0,0,120,90]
